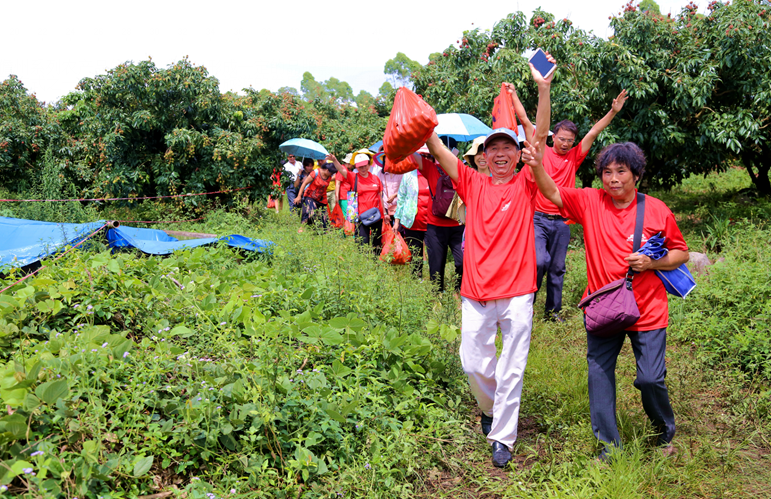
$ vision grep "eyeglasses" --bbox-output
[555,137,575,144]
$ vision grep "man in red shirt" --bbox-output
[425,58,554,468]
[512,87,628,320]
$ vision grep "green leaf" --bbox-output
[26,362,43,381]
[170,325,193,338]
[35,379,69,405]
[328,317,349,329]
[323,406,345,424]
[133,455,154,477]
[329,360,352,377]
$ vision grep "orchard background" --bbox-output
[2,0,770,209]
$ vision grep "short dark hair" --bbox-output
[594,142,646,180]
[553,120,578,137]
[302,158,314,168]
[442,136,458,150]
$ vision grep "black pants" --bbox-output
[400,227,426,278]
[300,198,328,228]
[357,220,382,254]
[425,224,464,292]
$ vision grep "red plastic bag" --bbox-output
[384,155,420,174]
[330,203,345,228]
[491,83,519,131]
[380,222,412,265]
[384,87,438,163]
[266,196,276,209]
[343,218,355,236]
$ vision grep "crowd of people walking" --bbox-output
[271,53,689,469]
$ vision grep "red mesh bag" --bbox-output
[266,196,276,209]
[384,155,420,174]
[330,203,345,228]
[379,221,412,265]
[343,218,355,236]
[491,83,519,131]
[384,87,438,163]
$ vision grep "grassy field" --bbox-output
[0,167,769,498]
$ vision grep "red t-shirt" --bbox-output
[344,170,383,216]
[337,171,352,200]
[411,172,431,232]
[534,145,589,215]
[452,159,539,301]
[421,157,460,228]
[304,170,330,204]
[558,187,688,331]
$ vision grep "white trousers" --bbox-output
[460,294,534,450]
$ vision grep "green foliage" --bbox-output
[0,76,63,192]
[0,211,466,497]
[638,0,662,15]
[383,52,421,88]
[413,2,771,193]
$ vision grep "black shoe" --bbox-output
[491,441,512,468]
[480,414,493,436]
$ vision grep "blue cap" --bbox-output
[484,128,520,149]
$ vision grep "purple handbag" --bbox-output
[577,193,646,338]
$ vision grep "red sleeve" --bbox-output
[451,158,470,200]
[519,164,538,198]
[571,145,590,172]
[557,187,589,225]
[345,170,357,189]
[661,207,688,252]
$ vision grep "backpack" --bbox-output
[428,164,456,218]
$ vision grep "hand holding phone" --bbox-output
[529,48,556,79]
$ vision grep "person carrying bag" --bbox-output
[577,192,645,337]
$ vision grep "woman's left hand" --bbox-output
[624,252,653,272]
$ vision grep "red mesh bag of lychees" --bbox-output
[491,83,519,132]
[384,87,438,163]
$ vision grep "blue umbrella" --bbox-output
[279,138,329,160]
[435,113,492,142]
[369,140,383,153]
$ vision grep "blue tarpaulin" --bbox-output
[0,216,106,269]
[0,216,273,270]
[106,226,274,255]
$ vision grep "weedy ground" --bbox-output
[0,166,769,498]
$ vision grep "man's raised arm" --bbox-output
[426,132,460,182]
[503,83,534,140]
[579,89,628,156]
[530,53,556,150]
[522,140,563,209]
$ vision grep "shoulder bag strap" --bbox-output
[353,174,358,193]
[626,192,646,287]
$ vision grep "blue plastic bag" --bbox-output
[638,233,696,298]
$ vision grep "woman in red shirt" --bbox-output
[327,153,385,252]
[294,162,336,232]
[527,140,688,459]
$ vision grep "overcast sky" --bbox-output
[3,0,698,105]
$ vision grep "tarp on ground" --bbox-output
[0,216,273,270]
[106,226,274,255]
[0,216,106,269]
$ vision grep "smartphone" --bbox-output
[529,48,556,79]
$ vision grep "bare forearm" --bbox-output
[581,109,618,155]
[426,133,459,181]
[650,249,689,271]
[534,82,551,146]
[510,90,534,139]
[531,160,562,208]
